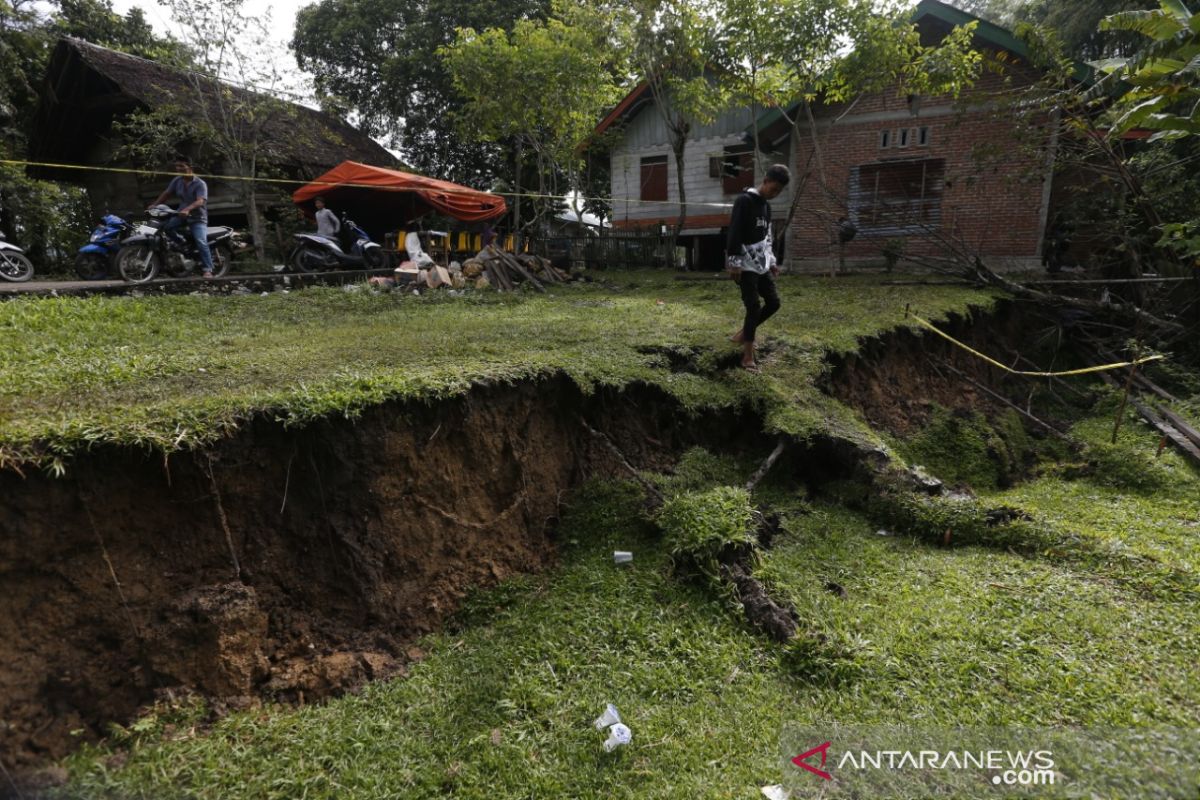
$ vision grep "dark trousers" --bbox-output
[740,271,780,343]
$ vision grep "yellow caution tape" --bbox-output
[909,313,1164,377]
[0,158,736,210]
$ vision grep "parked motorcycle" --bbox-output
[116,205,236,283]
[0,232,34,282]
[289,213,384,272]
[74,213,156,280]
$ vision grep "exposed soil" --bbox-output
[827,299,1037,437]
[0,376,767,777]
[0,301,1035,785]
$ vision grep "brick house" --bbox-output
[597,1,1074,272]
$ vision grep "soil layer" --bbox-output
[0,376,760,772]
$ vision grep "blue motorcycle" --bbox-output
[74,213,150,280]
[289,213,384,272]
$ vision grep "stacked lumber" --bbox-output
[393,246,574,293]
[475,246,571,292]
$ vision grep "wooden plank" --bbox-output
[1157,406,1200,452]
[487,257,514,292]
[1129,397,1200,466]
[491,246,545,292]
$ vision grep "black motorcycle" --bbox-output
[116,205,237,283]
[289,213,385,272]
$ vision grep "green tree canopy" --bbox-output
[292,0,549,186]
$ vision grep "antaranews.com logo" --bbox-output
[780,724,1200,798]
[792,740,1056,787]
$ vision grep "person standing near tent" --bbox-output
[314,196,341,240]
[727,164,790,373]
[148,155,214,279]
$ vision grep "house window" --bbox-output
[879,130,891,149]
[918,126,930,146]
[721,145,755,194]
[640,155,668,202]
[848,158,945,236]
[898,128,911,148]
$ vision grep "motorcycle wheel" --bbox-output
[290,243,325,274]
[75,252,108,280]
[117,244,161,283]
[211,244,233,278]
[364,247,385,269]
[0,252,34,282]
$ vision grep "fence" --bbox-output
[533,230,680,270]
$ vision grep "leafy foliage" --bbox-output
[0,0,185,270]
[440,6,622,240]
[292,0,549,185]
[1096,0,1200,142]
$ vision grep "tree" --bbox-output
[973,0,1162,60]
[626,0,730,254]
[292,0,549,186]
[145,0,296,260]
[51,0,190,61]
[721,0,981,263]
[441,3,622,247]
[0,0,182,270]
[1095,0,1200,264]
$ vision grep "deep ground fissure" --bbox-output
[1,302,1038,777]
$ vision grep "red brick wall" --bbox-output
[787,73,1052,271]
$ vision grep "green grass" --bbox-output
[55,402,1200,799]
[0,272,993,471]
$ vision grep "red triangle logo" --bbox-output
[792,741,833,781]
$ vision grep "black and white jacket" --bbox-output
[726,188,776,274]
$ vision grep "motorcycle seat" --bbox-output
[206,226,232,238]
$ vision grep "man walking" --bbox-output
[149,156,214,278]
[727,163,790,373]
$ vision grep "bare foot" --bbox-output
[740,361,761,374]
[730,328,745,343]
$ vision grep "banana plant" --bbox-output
[1094,0,1200,140]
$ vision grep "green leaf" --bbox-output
[1101,9,1185,40]
[1089,57,1130,74]
[1111,95,1171,133]
[1160,0,1193,24]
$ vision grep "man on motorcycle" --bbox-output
[149,156,214,279]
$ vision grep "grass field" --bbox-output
[0,272,991,470]
[7,272,1198,798]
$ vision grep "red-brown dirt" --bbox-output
[0,376,761,775]
[827,300,1032,436]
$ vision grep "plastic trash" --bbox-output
[760,785,790,800]
[404,232,435,269]
[593,703,621,731]
[875,529,892,537]
[602,723,632,752]
[613,551,633,565]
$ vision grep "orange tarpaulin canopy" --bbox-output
[292,160,507,234]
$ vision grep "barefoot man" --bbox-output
[727,164,790,372]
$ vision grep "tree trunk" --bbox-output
[244,180,266,261]
[512,139,523,254]
[671,125,688,271]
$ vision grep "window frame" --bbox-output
[639,155,669,202]
[847,157,946,237]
